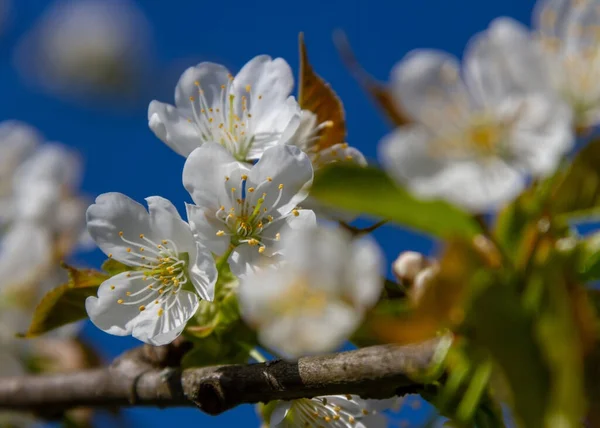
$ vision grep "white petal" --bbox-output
[228,244,267,278]
[148,100,201,157]
[0,222,52,292]
[390,50,472,126]
[86,192,153,264]
[14,143,81,190]
[85,272,149,337]
[174,62,231,111]
[269,402,292,427]
[503,94,574,176]
[260,302,359,359]
[233,55,294,126]
[183,143,248,208]
[349,237,384,310]
[247,145,313,215]
[146,196,195,255]
[185,203,229,256]
[533,0,577,40]
[464,18,551,106]
[188,242,217,302]
[0,121,41,180]
[380,126,525,212]
[132,290,199,346]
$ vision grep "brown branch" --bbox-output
[0,340,439,416]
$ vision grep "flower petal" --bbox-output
[146,196,195,255]
[188,242,217,302]
[464,18,550,106]
[183,143,248,208]
[0,222,52,292]
[390,50,472,126]
[228,244,268,278]
[260,302,359,359]
[174,62,231,112]
[269,401,292,427]
[233,55,294,126]
[0,121,41,181]
[132,290,199,346]
[349,237,384,310]
[85,272,149,337]
[14,143,81,190]
[260,209,316,257]
[148,100,201,157]
[247,145,313,215]
[185,203,229,256]
[380,125,525,212]
[86,192,153,264]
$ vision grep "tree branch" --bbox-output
[0,340,439,416]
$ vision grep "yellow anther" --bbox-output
[292,209,300,217]
[117,299,124,304]
[324,416,331,422]
[231,187,237,192]
[258,95,263,100]
[194,81,200,86]
[126,248,131,252]
[248,187,255,192]
[220,84,225,89]
[345,155,353,161]
[140,247,145,252]
[333,406,341,412]
[216,230,225,237]
[139,234,144,239]
[362,409,369,415]
[110,285,116,290]
[139,305,146,312]
[278,183,284,190]
[126,273,131,278]
[119,231,124,236]
[108,253,113,258]
[148,285,153,289]
[248,113,252,118]
[158,309,164,317]
[248,239,259,246]
[189,96,195,102]
[126,292,131,296]
[162,240,167,244]
[225,176,230,181]
[348,416,355,423]
[258,246,265,254]
[333,415,340,421]
[219,123,224,128]
[267,215,273,222]
[209,118,214,123]
[323,120,334,128]
[275,233,281,240]
[245,84,251,92]
[209,108,213,112]
[159,289,164,294]
[241,174,248,180]
[345,394,352,400]
[331,150,338,156]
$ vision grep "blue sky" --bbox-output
[0,0,539,426]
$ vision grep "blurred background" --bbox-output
[0,0,555,426]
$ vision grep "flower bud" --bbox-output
[392,251,429,285]
[410,264,439,305]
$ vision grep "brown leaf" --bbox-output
[333,30,411,127]
[298,33,346,150]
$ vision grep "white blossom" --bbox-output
[533,0,600,127]
[269,395,400,428]
[85,193,217,346]
[380,20,574,212]
[148,55,301,162]
[184,143,315,278]
[238,226,383,359]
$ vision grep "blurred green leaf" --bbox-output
[311,164,481,238]
[181,335,251,368]
[580,232,600,282]
[552,138,600,221]
[21,264,108,338]
[468,279,550,428]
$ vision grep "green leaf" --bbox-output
[553,138,600,221]
[21,264,108,338]
[580,232,600,281]
[310,164,481,238]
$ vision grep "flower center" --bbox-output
[186,77,279,161]
[275,278,328,318]
[214,174,299,254]
[468,122,501,155]
[111,231,190,316]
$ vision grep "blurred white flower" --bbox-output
[269,394,400,428]
[148,55,301,162]
[85,193,217,346]
[380,19,574,212]
[184,143,315,278]
[14,0,152,102]
[290,110,367,221]
[238,226,383,359]
[534,0,600,128]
